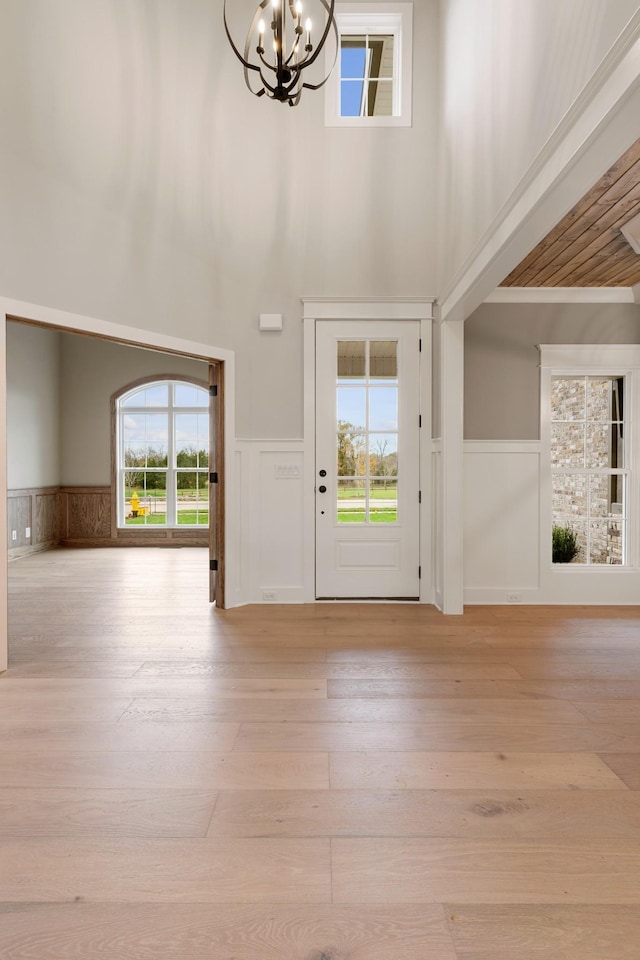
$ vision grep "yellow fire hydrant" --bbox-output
[130,492,149,518]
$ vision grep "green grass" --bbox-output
[178,512,208,525]
[126,511,208,526]
[337,511,397,523]
[338,487,397,500]
[126,514,167,525]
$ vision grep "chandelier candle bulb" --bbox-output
[223,0,336,106]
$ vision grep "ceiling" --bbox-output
[500,137,640,288]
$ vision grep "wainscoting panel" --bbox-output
[463,441,541,604]
[7,494,31,550]
[236,440,305,604]
[36,491,63,545]
[8,487,61,559]
[64,487,111,541]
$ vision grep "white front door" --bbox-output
[315,320,421,598]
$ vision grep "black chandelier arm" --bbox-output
[257,48,278,74]
[256,70,280,96]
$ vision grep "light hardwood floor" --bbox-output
[3,547,640,958]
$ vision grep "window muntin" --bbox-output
[325,3,412,127]
[117,380,209,528]
[550,375,626,565]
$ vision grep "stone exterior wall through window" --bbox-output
[551,377,624,565]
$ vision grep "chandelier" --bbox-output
[224,0,337,106]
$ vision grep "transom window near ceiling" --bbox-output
[325,3,412,126]
[116,380,209,529]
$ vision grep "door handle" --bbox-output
[318,485,327,493]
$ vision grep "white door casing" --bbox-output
[315,319,421,598]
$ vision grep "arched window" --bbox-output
[116,379,209,528]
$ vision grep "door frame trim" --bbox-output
[302,298,435,604]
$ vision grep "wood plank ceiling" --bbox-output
[501,138,640,288]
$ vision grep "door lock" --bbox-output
[319,469,327,477]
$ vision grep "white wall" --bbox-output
[6,322,61,488]
[0,0,438,440]
[463,304,640,604]
[465,302,640,439]
[60,334,208,486]
[438,0,640,300]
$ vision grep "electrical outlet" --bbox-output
[11,530,17,541]
[262,590,277,601]
[25,527,31,539]
[506,591,522,603]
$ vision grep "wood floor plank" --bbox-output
[233,719,640,752]
[445,904,640,959]
[0,788,217,837]
[0,720,240,752]
[598,754,640,789]
[331,838,640,903]
[0,696,134,722]
[329,751,626,790]
[123,697,586,725]
[4,661,146,678]
[0,838,331,902]
[0,677,328,700]
[503,653,640,680]
[133,660,522,680]
[0,751,329,790]
[0,903,457,960]
[8,643,328,663]
[328,680,588,709]
[208,788,640,838]
[573,700,640,722]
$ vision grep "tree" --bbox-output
[337,421,366,479]
[370,437,398,488]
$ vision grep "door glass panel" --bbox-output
[369,387,398,431]
[369,341,397,380]
[369,432,398,475]
[334,339,401,525]
[337,427,366,476]
[337,341,366,380]
[370,478,397,523]
[337,478,366,523]
[338,386,366,434]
